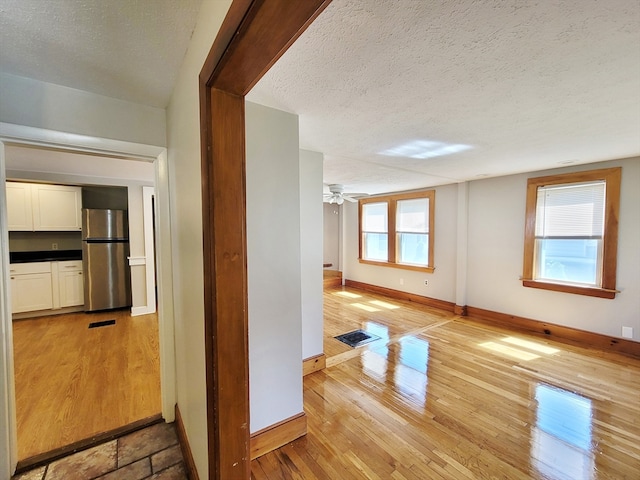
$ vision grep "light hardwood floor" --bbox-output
[251,286,640,479]
[12,309,161,461]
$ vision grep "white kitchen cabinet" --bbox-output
[9,262,54,313]
[6,182,82,231]
[10,260,85,314]
[6,182,34,231]
[56,260,84,307]
[31,183,82,231]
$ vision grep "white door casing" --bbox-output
[0,123,176,477]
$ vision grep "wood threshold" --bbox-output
[466,306,639,358]
[250,413,307,460]
[303,353,326,376]
[14,414,163,474]
[344,279,455,312]
[175,405,199,480]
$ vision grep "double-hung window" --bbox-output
[522,167,621,299]
[360,190,435,272]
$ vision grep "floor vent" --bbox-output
[88,319,116,329]
[335,329,381,348]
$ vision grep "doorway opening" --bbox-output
[0,130,174,473]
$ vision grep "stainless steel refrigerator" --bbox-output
[82,208,131,312]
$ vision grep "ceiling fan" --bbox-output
[323,184,368,204]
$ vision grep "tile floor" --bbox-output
[12,422,188,480]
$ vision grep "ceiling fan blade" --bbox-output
[343,195,358,202]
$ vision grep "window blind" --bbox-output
[397,198,429,233]
[363,202,388,232]
[535,181,605,238]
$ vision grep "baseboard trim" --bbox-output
[15,414,163,474]
[466,306,639,358]
[250,412,307,460]
[175,405,199,480]
[12,305,84,320]
[131,305,156,316]
[344,279,455,312]
[303,353,326,376]
[454,305,467,316]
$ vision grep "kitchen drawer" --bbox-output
[57,260,83,271]
[9,262,51,275]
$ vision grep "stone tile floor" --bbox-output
[12,422,188,480]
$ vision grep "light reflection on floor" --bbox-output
[479,335,561,361]
[361,326,430,410]
[369,300,401,310]
[532,384,594,479]
[332,291,362,299]
[350,302,381,312]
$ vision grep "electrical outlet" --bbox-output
[424,280,428,286]
[622,326,633,339]
[399,278,404,286]
[52,243,58,250]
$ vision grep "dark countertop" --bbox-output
[10,250,82,263]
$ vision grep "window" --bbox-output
[522,167,621,299]
[360,190,435,272]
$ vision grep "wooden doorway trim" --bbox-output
[199,0,332,478]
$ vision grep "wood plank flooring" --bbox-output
[12,309,161,461]
[251,286,640,479]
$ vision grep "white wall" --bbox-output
[165,1,231,477]
[246,102,304,432]
[0,73,166,147]
[323,203,340,270]
[299,150,324,361]
[467,157,640,340]
[343,183,459,303]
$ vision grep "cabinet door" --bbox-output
[31,184,82,231]
[6,182,33,231]
[59,270,84,307]
[10,273,54,313]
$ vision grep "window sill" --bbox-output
[522,279,616,299]
[359,258,435,273]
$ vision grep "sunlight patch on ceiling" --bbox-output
[379,140,472,160]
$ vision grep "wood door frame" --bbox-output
[198,0,331,478]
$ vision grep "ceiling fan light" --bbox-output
[337,196,344,205]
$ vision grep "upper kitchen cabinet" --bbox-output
[6,182,34,230]
[7,182,82,231]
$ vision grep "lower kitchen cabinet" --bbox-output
[10,260,84,314]
[56,261,84,308]
[9,263,54,313]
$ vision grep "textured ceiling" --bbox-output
[0,0,202,108]
[248,0,640,194]
[1,1,639,195]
